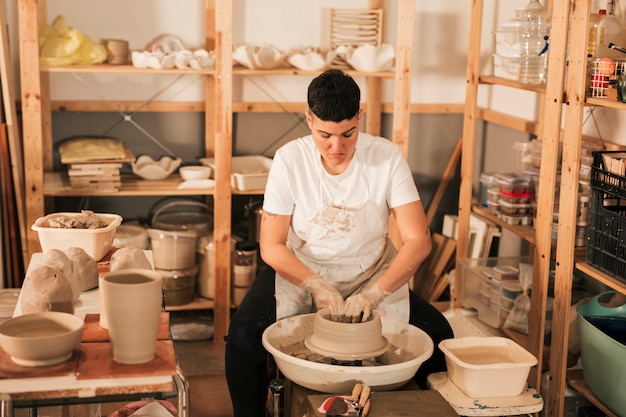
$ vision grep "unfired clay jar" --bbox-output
[304,308,388,361]
[100,269,163,364]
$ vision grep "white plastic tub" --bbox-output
[439,336,537,398]
[201,155,272,191]
[31,212,122,261]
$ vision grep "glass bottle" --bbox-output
[597,0,623,58]
[588,9,602,57]
[519,0,549,84]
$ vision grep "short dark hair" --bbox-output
[307,69,361,122]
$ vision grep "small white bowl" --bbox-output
[0,312,84,367]
[179,166,212,181]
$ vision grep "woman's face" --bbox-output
[306,110,362,175]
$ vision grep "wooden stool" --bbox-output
[427,372,544,416]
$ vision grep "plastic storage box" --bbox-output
[201,155,273,191]
[31,212,122,261]
[439,336,537,398]
[458,256,530,328]
[586,151,626,281]
[577,292,626,416]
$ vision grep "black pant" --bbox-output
[224,267,454,417]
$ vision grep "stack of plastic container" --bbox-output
[493,19,522,80]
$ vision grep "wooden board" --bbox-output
[412,233,456,301]
[82,313,171,343]
[76,340,177,379]
[0,0,27,272]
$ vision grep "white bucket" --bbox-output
[147,228,198,270]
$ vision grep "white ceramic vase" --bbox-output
[100,269,163,364]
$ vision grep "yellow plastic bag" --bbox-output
[39,16,107,66]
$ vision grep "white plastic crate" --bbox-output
[589,58,625,99]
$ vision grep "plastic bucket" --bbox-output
[159,265,198,306]
[147,228,198,270]
[151,199,212,234]
[577,291,626,416]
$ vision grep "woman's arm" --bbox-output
[375,200,432,293]
[258,209,317,286]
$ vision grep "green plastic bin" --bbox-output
[577,291,626,417]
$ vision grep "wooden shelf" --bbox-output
[165,297,214,311]
[40,63,397,79]
[575,261,626,293]
[44,172,216,197]
[586,97,626,110]
[472,205,536,245]
[41,64,216,75]
[567,369,620,417]
[479,75,547,93]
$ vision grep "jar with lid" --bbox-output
[233,241,258,287]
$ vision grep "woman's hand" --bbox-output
[343,284,391,322]
[301,275,345,317]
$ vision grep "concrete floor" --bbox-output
[174,339,233,417]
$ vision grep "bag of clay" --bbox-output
[39,15,107,66]
[21,265,75,314]
[503,262,532,334]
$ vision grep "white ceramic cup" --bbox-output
[100,269,163,364]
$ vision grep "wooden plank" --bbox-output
[426,137,462,225]
[413,233,456,301]
[0,0,27,273]
[548,0,590,415]
[213,0,233,346]
[18,0,46,261]
[390,0,414,159]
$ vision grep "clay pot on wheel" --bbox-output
[304,308,388,361]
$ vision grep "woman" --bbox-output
[225,69,453,416]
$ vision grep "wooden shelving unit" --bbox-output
[17,0,416,344]
[457,0,571,397]
[547,1,626,415]
[461,0,626,415]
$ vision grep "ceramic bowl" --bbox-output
[262,312,434,393]
[304,309,388,361]
[132,155,182,180]
[287,47,337,71]
[233,44,285,70]
[345,44,395,72]
[179,165,212,181]
[0,312,84,367]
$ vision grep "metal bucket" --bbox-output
[245,200,263,242]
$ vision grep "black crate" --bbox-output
[591,151,626,199]
[587,151,626,281]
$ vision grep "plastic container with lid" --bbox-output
[498,199,535,215]
[493,265,520,281]
[158,265,198,306]
[499,190,536,204]
[513,141,536,173]
[495,172,535,194]
[480,172,501,207]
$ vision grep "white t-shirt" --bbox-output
[263,132,420,273]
